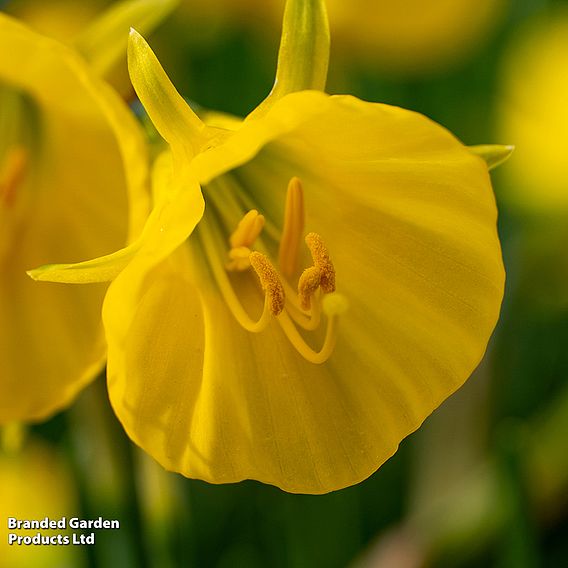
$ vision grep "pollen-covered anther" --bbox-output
[305,232,335,293]
[296,233,336,311]
[249,251,285,316]
[229,209,265,249]
[298,266,321,310]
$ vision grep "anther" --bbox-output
[297,233,336,310]
[278,177,305,278]
[249,252,285,315]
[305,232,335,293]
[229,209,265,249]
[298,266,321,310]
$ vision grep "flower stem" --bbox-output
[66,376,149,568]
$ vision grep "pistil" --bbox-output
[278,176,304,279]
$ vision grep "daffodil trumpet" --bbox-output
[31,0,509,493]
[198,175,345,365]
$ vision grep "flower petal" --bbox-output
[105,244,378,494]
[193,90,331,184]
[27,242,142,283]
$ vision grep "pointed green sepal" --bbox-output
[252,0,329,118]
[75,0,179,81]
[275,0,330,94]
[128,29,205,160]
[469,144,515,171]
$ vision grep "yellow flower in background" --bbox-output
[3,0,180,98]
[176,0,508,76]
[0,438,82,567]
[33,0,507,493]
[0,0,180,423]
[0,12,149,423]
[325,0,508,75]
[3,0,108,43]
[498,11,568,214]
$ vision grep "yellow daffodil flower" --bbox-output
[0,0,180,423]
[32,0,508,493]
[498,11,568,214]
[0,13,149,423]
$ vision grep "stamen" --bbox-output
[249,252,285,316]
[278,177,305,279]
[199,220,273,333]
[205,176,344,362]
[287,289,322,331]
[305,232,335,293]
[0,146,27,207]
[297,232,336,310]
[298,266,321,310]
[277,293,348,365]
[229,209,265,249]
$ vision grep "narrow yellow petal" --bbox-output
[27,242,141,283]
[128,28,205,159]
[469,144,514,170]
[75,0,179,82]
[252,0,329,118]
[28,150,203,284]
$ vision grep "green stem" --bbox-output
[66,376,149,568]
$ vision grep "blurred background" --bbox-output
[1,0,567,566]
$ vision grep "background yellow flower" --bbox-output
[0,13,148,422]
[0,438,83,568]
[498,10,568,214]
